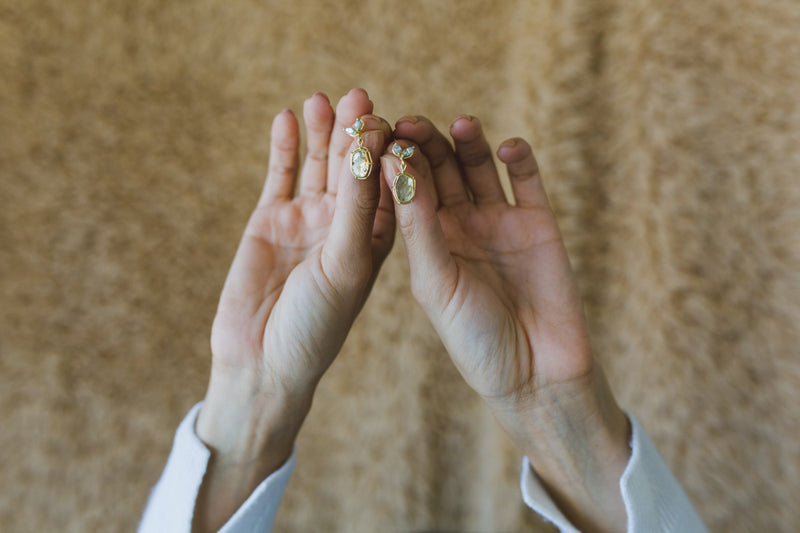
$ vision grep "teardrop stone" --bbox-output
[393,172,416,204]
[350,147,371,179]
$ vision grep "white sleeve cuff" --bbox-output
[520,454,580,533]
[520,413,707,533]
[139,402,296,533]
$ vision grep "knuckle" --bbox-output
[426,141,450,170]
[350,187,378,216]
[459,149,492,169]
[397,212,417,235]
[274,137,297,152]
[398,215,427,255]
[306,149,328,163]
[307,119,332,135]
[510,162,540,182]
[322,249,371,292]
[269,162,296,176]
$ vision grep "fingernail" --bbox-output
[500,138,518,148]
[397,115,419,125]
[450,114,475,129]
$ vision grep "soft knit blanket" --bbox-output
[2,1,799,531]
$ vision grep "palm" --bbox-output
[212,193,393,389]
[245,197,336,309]
[434,202,589,400]
[211,197,333,371]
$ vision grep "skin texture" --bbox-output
[193,89,395,533]
[384,115,631,533]
[192,90,630,533]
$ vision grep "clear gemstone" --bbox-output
[344,126,355,136]
[393,172,415,204]
[351,147,371,179]
[392,143,402,157]
[354,118,364,131]
[402,146,415,158]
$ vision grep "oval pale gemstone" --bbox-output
[393,172,416,204]
[350,147,372,179]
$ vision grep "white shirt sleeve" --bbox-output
[138,402,296,533]
[520,413,708,532]
[142,404,706,532]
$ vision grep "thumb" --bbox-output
[380,141,457,310]
[323,116,390,287]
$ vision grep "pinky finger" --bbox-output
[497,138,550,210]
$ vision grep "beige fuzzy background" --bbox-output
[2,0,799,531]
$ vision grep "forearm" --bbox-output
[488,367,631,533]
[192,367,314,533]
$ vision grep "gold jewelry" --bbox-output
[391,143,416,204]
[344,118,372,180]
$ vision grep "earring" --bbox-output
[344,118,372,180]
[391,143,416,204]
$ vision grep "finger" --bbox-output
[380,142,457,312]
[450,115,507,205]
[258,109,300,206]
[497,138,551,210]
[322,123,388,287]
[370,160,396,267]
[395,115,469,206]
[327,88,374,192]
[299,92,334,196]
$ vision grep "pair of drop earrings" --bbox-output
[344,118,416,204]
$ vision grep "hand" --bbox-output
[384,115,630,533]
[193,89,394,532]
[207,90,394,398]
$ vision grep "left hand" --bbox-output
[206,91,394,399]
[194,89,394,533]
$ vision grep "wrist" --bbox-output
[196,365,315,467]
[193,367,313,533]
[488,369,631,533]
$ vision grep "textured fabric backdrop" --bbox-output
[2,1,799,531]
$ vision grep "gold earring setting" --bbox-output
[391,143,416,204]
[344,118,372,180]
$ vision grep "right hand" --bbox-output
[383,115,630,533]
[382,114,595,404]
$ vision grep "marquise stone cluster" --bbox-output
[392,143,415,159]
